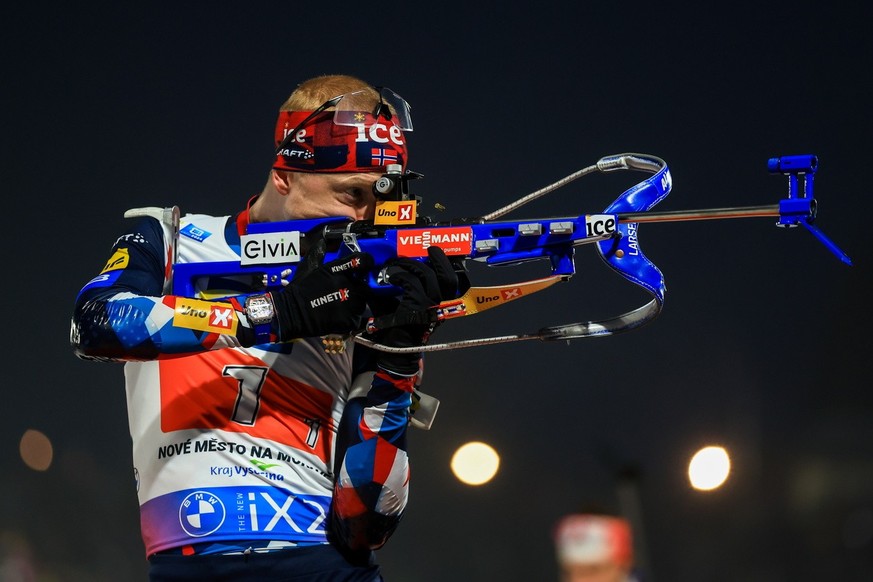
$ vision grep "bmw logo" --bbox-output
[179,490,226,537]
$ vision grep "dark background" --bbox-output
[3,2,872,580]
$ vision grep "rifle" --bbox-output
[159,152,850,353]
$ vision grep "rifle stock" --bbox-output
[171,212,620,299]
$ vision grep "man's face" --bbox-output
[559,560,629,582]
[283,171,382,221]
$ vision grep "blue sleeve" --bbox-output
[328,349,417,550]
[70,217,234,361]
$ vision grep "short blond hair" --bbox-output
[280,74,377,111]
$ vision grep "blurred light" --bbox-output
[450,441,500,485]
[19,429,53,471]
[688,445,730,491]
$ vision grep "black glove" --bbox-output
[270,238,373,341]
[369,246,463,375]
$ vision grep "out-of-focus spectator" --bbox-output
[553,512,639,582]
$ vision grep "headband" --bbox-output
[553,514,633,567]
[273,110,408,173]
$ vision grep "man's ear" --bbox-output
[271,170,294,195]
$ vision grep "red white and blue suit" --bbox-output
[71,206,414,579]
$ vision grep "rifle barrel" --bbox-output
[618,204,780,224]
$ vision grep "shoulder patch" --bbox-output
[181,223,212,242]
[101,248,130,273]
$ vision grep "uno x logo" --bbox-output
[210,306,233,329]
[502,287,523,300]
[173,298,238,335]
[398,204,413,221]
[375,200,417,226]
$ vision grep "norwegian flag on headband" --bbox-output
[371,148,399,166]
